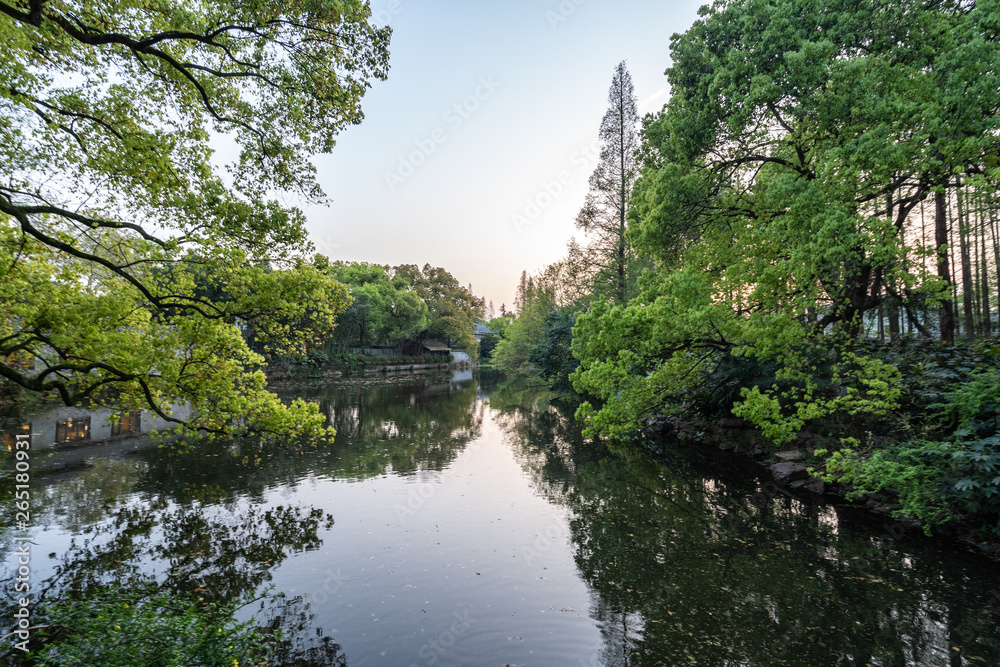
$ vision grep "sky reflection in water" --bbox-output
[8,371,1000,666]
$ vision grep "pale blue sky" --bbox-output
[306,0,706,310]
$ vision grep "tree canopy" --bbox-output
[571,0,1000,443]
[392,263,484,357]
[319,260,429,351]
[0,0,391,440]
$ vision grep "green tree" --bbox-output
[492,282,554,376]
[486,314,515,339]
[478,330,501,363]
[498,239,595,381]
[631,0,1000,341]
[323,261,429,351]
[528,309,578,393]
[393,263,484,358]
[576,61,641,305]
[0,0,390,440]
[574,0,1000,443]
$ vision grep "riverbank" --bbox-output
[650,410,1000,557]
[263,358,463,385]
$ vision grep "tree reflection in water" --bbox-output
[489,378,1000,666]
[1,374,487,665]
[4,373,997,665]
[1,499,347,665]
[128,374,485,503]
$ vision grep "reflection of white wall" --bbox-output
[450,369,473,389]
[23,404,191,449]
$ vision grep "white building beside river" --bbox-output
[2,403,192,450]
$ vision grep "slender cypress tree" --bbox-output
[576,62,641,305]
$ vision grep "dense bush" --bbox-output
[810,339,1000,534]
[25,585,274,666]
[528,310,579,394]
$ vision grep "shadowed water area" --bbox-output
[3,370,999,665]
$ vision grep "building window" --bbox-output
[5,354,33,371]
[55,417,90,444]
[111,411,141,437]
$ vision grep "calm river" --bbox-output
[4,370,1000,665]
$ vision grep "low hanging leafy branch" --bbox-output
[0,0,391,440]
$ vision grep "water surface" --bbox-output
[4,371,999,666]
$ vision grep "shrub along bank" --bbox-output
[631,336,1000,548]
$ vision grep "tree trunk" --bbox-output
[972,196,981,335]
[936,188,955,344]
[957,182,976,340]
[950,193,961,337]
[978,192,991,335]
[991,205,1000,332]
[888,299,900,340]
[886,193,900,340]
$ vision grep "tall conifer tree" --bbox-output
[576,62,640,305]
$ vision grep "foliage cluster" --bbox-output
[0,0,391,441]
[477,332,501,363]
[499,0,1000,534]
[569,0,1000,442]
[491,265,587,380]
[309,260,483,361]
[29,584,272,667]
[811,341,1000,532]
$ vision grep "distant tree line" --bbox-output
[270,259,484,362]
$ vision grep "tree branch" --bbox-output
[0,195,223,319]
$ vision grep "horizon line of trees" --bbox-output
[296,258,485,361]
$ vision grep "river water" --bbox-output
[4,370,1000,665]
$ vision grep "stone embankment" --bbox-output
[649,413,996,554]
[264,362,459,385]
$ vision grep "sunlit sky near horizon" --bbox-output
[305,0,705,311]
